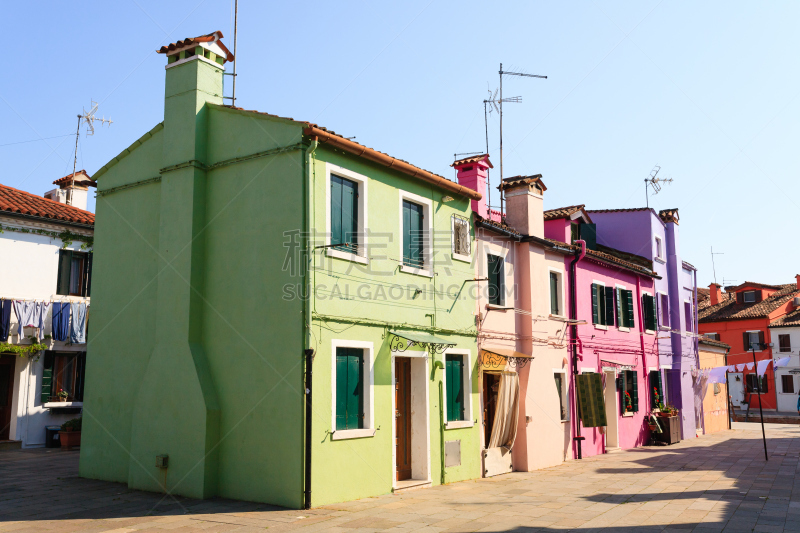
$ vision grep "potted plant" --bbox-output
[56,389,68,402]
[59,417,81,450]
[623,391,633,413]
[647,415,661,432]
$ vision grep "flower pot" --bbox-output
[648,424,658,431]
[59,430,81,450]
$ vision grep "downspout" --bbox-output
[303,137,319,510]
[569,240,587,459]
[635,275,646,378]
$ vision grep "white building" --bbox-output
[0,172,94,448]
[768,304,800,413]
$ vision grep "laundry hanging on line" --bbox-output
[70,302,87,344]
[13,300,49,342]
[0,300,11,342]
[52,302,71,342]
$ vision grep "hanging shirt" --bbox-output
[70,302,87,344]
[0,300,11,341]
[52,302,71,342]
[756,359,771,377]
[13,300,49,341]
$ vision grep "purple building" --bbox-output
[587,208,699,440]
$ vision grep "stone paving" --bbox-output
[1,423,799,532]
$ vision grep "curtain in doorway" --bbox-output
[693,370,710,431]
[488,372,519,450]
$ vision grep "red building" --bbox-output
[698,279,800,410]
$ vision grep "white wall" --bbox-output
[0,219,91,447]
[770,326,800,412]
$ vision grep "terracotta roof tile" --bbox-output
[498,175,547,192]
[543,205,586,221]
[586,207,653,214]
[769,306,800,328]
[529,235,658,278]
[698,283,798,323]
[699,336,731,350]
[0,183,94,226]
[157,31,234,61]
[725,281,784,291]
[451,154,493,168]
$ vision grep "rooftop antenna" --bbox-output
[71,100,112,204]
[644,165,672,208]
[498,64,547,218]
[710,246,724,285]
[232,0,238,104]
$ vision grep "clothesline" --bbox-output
[0,298,88,344]
[697,357,792,384]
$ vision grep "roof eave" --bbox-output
[1,210,94,231]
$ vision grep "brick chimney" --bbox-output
[498,174,547,238]
[709,283,722,306]
[796,274,800,291]
[452,155,492,218]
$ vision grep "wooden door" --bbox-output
[0,355,15,441]
[395,358,412,481]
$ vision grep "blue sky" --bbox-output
[3,1,798,287]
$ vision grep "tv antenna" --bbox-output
[644,165,672,208]
[498,64,547,217]
[710,246,724,285]
[482,88,521,216]
[71,100,112,203]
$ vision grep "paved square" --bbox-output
[1,423,799,532]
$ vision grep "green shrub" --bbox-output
[61,417,82,431]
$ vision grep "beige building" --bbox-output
[698,337,731,435]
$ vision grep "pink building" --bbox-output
[544,207,660,457]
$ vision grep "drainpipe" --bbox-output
[303,137,318,510]
[569,239,587,459]
[635,275,646,379]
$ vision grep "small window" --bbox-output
[642,294,657,331]
[402,200,424,268]
[659,294,670,328]
[452,215,471,258]
[445,354,465,422]
[621,370,639,413]
[779,334,791,353]
[743,291,756,303]
[684,301,693,333]
[549,272,561,315]
[335,347,364,431]
[57,250,92,297]
[655,236,663,259]
[554,372,569,421]
[487,254,504,306]
[781,375,795,394]
[40,351,86,403]
[743,331,763,351]
[649,370,663,407]
[746,373,768,394]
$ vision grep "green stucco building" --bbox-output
[79,31,483,508]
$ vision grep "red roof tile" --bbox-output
[698,283,797,323]
[451,154,493,168]
[0,183,94,226]
[543,205,591,222]
[157,31,234,62]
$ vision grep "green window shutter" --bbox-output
[446,355,464,421]
[615,288,623,327]
[591,284,599,324]
[330,176,343,248]
[346,350,363,430]
[580,223,597,250]
[625,290,635,328]
[550,272,559,315]
[403,200,423,268]
[41,351,54,403]
[340,177,358,253]
[75,352,87,401]
[335,349,348,430]
[56,250,72,296]
[604,286,615,326]
[641,296,650,330]
[650,295,658,330]
[631,371,639,412]
[488,255,504,306]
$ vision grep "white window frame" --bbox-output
[553,369,569,422]
[658,291,670,330]
[325,163,369,265]
[593,280,608,330]
[398,190,433,277]
[654,236,665,262]
[548,268,566,318]
[482,243,511,309]
[451,215,471,263]
[615,284,630,333]
[745,330,762,352]
[743,290,757,304]
[443,349,474,429]
[330,339,375,440]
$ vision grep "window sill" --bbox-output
[622,412,634,418]
[326,248,368,265]
[618,327,630,333]
[400,265,432,278]
[594,324,608,331]
[445,420,474,430]
[43,402,83,408]
[549,314,568,321]
[644,329,655,335]
[560,419,570,423]
[486,304,512,311]
[654,257,666,264]
[452,252,471,264]
[331,428,375,440]
[659,326,670,331]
